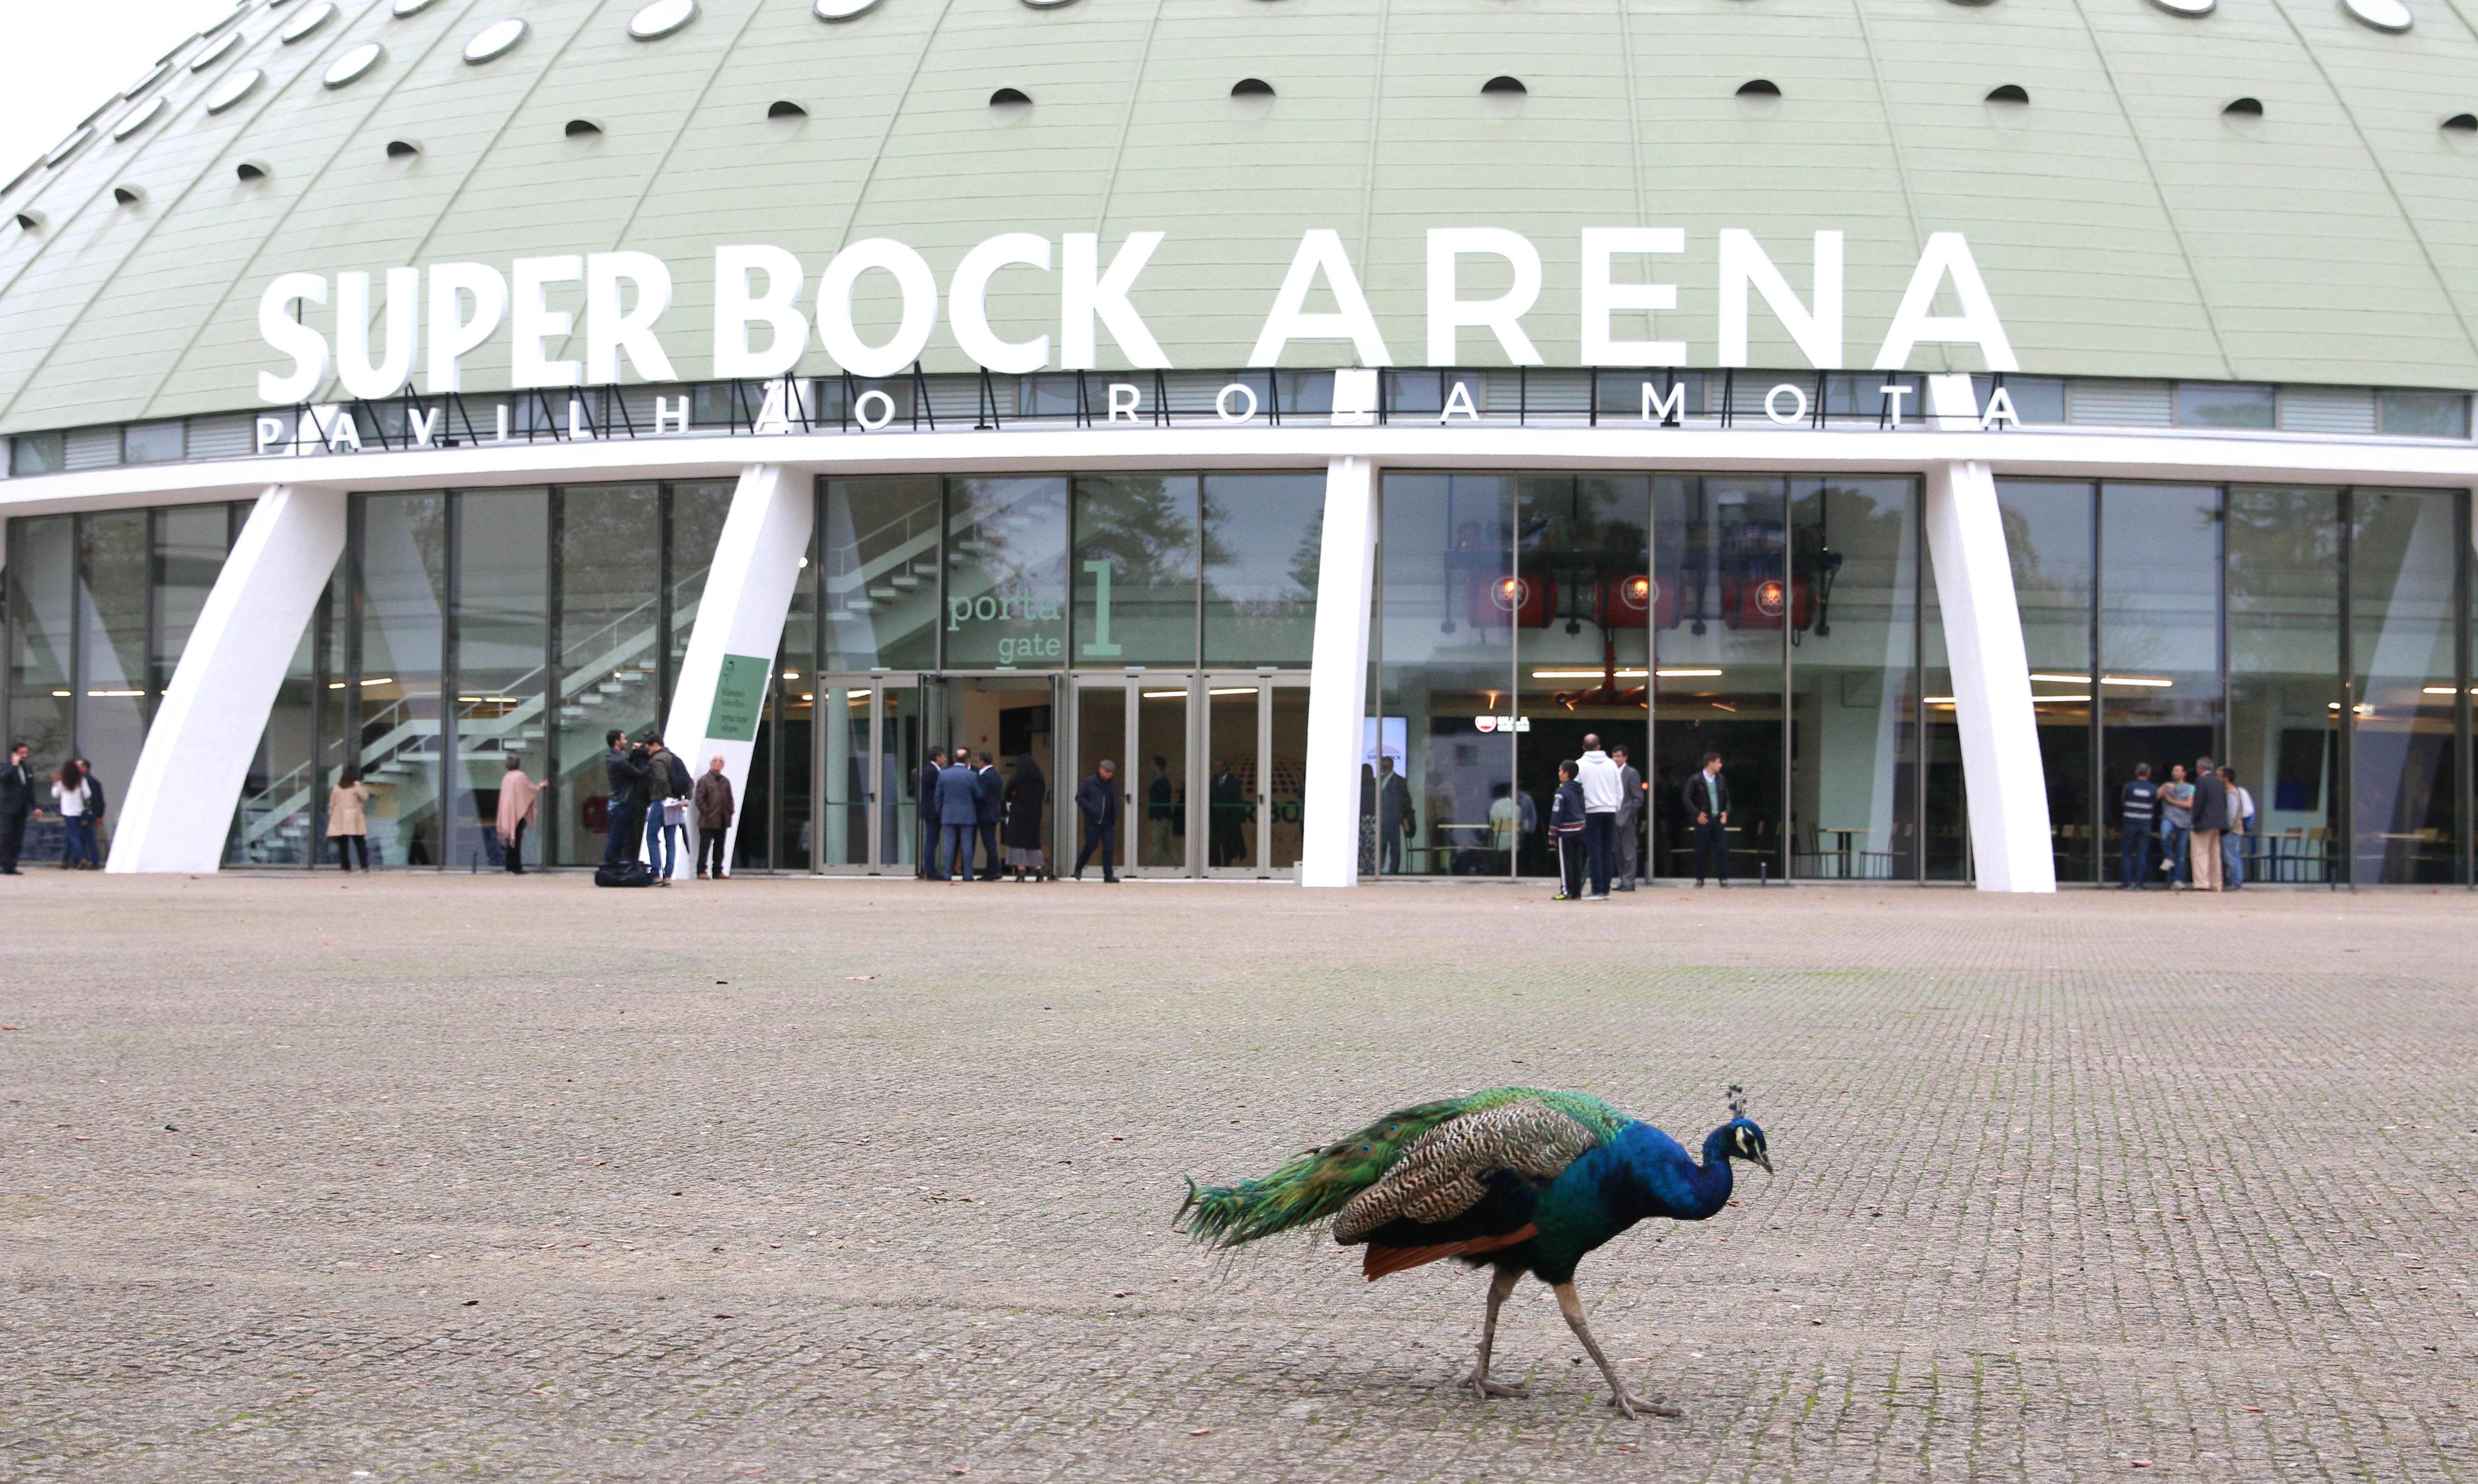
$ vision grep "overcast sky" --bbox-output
[1,0,238,181]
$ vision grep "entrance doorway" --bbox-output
[814,673,924,873]
[1066,672,1309,877]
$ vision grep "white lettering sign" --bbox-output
[253,229,2015,406]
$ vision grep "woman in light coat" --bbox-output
[327,768,371,871]
[495,756,539,874]
[51,761,96,870]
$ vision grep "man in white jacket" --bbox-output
[1575,734,1625,901]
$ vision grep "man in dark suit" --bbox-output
[1210,759,1249,869]
[0,742,34,875]
[917,747,948,879]
[1373,755,1412,875]
[1074,760,1120,882]
[973,752,1004,880]
[1685,751,1731,888]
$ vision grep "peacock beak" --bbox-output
[1753,1149,1774,1175]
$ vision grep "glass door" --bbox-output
[1069,674,1129,876]
[1133,679,1192,876]
[812,672,922,874]
[1201,679,1260,876]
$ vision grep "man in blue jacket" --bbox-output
[1074,760,1120,883]
[936,748,982,882]
[973,753,1005,880]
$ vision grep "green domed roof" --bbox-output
[3,0,2476,432]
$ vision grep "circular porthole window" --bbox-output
[204,68,264,114]
[1231,77,1274,119]
[2341,0,2412,29]
[236,161,269,181]
[463,18,527,62]
[1022,0,1079,10]
[629,0,698,38]
[323,42,384,87]
[393,0,439,13]
[45,127,91,165]
[110,96,167,140]
[386,139,421,160]
[990,87,1032,115]
[1480,75,1526,120]
[2149,0,2214,14]
[279,2,336,43]
[2444,112,2478,137]
[814,0,882,17]
[190,30,242,69]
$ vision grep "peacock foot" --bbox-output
[1608,1390,1683,1420]
[1464,1372,1531,1400]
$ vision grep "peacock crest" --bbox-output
[1727,1083,1749,1119]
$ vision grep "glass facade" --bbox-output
[2000,480,2473,886]
[1372,472,1942,883]
[3,471,2470,886]
[2,503,242,864]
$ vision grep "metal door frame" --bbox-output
[811,670,925,874]
[1197,670,1313,878]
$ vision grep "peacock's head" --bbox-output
[1721,1117,1773,1174]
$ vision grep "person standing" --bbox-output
[1685,752,1731,888]
[1575,732,1622,901]
[2187,755,2227,893]
[51,761,96,870]
[1074,759,1120,882]
[694,754,734,880]
[1001,752,1048,882]
[2221,766,2254,889]
[1611,745,1643,891]
[1373,755,1412,875]
[73,758,106,865]
[495,755,538,874]
[2118,762,2159,889]
[936,748,980,883]
[0,742,35,875]
[2157,763,2194,890]
[973,751,1005,881]
[1209,759,1249,869]
[1144,756,1178,868]
[640,731,689,885]
[602,729,651,868]
[917,747,949,879]
[327,767,371,871]
[1486,783,1519,876]
[1548,760,1587,901]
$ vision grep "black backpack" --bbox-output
[594,861,657,888]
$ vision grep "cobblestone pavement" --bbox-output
[2,873,2473,1483]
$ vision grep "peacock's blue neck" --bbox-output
[1681,1127,1737,1218]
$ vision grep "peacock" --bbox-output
[1179,1085,1771,1418]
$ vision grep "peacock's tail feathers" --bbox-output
[1181,1087,1628,1250]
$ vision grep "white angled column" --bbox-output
[660,464,812,877]
[1299,455,1377,888]
[108,485,346,874]
[1923,456,2055,892]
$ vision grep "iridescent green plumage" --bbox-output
[1180,1087,1628,1249]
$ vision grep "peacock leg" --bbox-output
[1551,1282,1681,1419]
[1463,1265,1530,1400]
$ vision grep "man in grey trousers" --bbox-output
[1612,744,1644,890]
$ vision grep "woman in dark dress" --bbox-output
[1000,753,1049,882]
